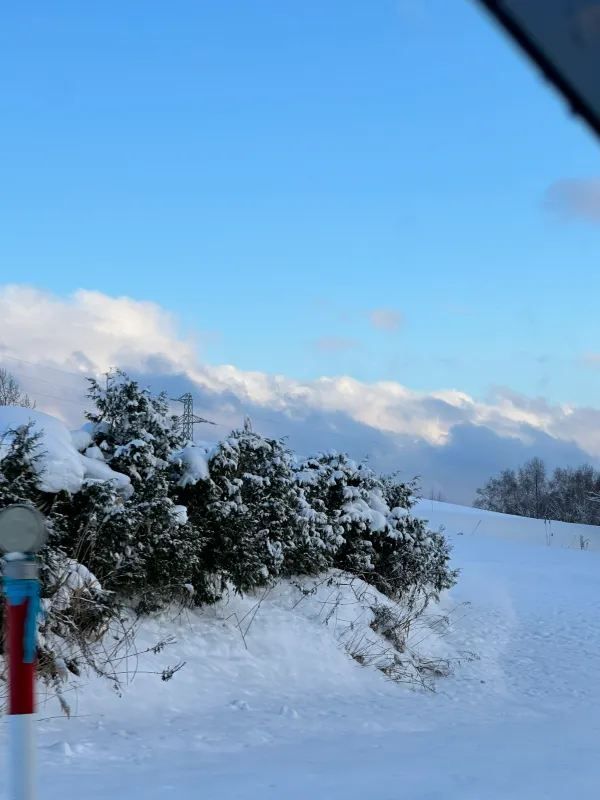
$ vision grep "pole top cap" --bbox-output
[0,504,48,554]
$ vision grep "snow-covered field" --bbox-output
[2,501,600,798]
[415,497,600,550]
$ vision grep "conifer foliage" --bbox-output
[76,372,202,610]
[0,422,42,507]
[298,454,457,603]
[0,424,113,695]
[178,419,336,594]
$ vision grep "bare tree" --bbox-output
[0,368,34,407]
[475,458,600,526]
[518,457,548,519]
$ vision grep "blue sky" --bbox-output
[1,0,599,407]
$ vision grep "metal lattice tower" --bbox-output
[171,393,213,441]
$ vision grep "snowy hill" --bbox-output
[414,497,600,550]
[1,501,600,798]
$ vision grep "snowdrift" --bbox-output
[0,407,131,495]
[44,570,461,722]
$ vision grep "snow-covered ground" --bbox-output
[415,497,600,550]
[2,501,600,798]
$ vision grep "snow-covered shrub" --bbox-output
[178,420,337,595]
[297,454,457,604]
[37,550,118,713]
[377,473,458,605]
[297,453,384,575]
[0,424,117,701]
[50,480,141,595]
[381,472,417,511]
[185,421,294,592]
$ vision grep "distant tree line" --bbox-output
[475,457,600,525]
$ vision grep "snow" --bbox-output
[83,444,105,461]
[172,504,188,525]
[341,497,388,531]
[63,560,101,592]
[0,408,131,496]
[414,498,600,550]
[70,428,93,453]
[81,459,130,496]
[170,442,211,487]
[0,407,85,494]
[79,454,132,497]
[49,558,102,612]
[4,502,600,796]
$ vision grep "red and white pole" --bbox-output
[0,505,46,800]
[4,557,40,800]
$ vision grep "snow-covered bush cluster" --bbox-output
[0,370,457,698]
[298,454,457,605]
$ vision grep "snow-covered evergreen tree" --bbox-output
[86,370,184,490]
[0,422,42,507]
[81,372,202,610]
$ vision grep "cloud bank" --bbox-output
[0,284,597,505]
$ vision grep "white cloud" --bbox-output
[544,179,600,223]
[1,284,598,504]
[0,284,198,375]
[368,308,403,332]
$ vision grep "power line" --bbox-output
[1,354,91,381]
[2,367,87,393]
[2,354,285,432]
[0,383,92,411]
[1,363,90,410]
[27,390,92,410]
